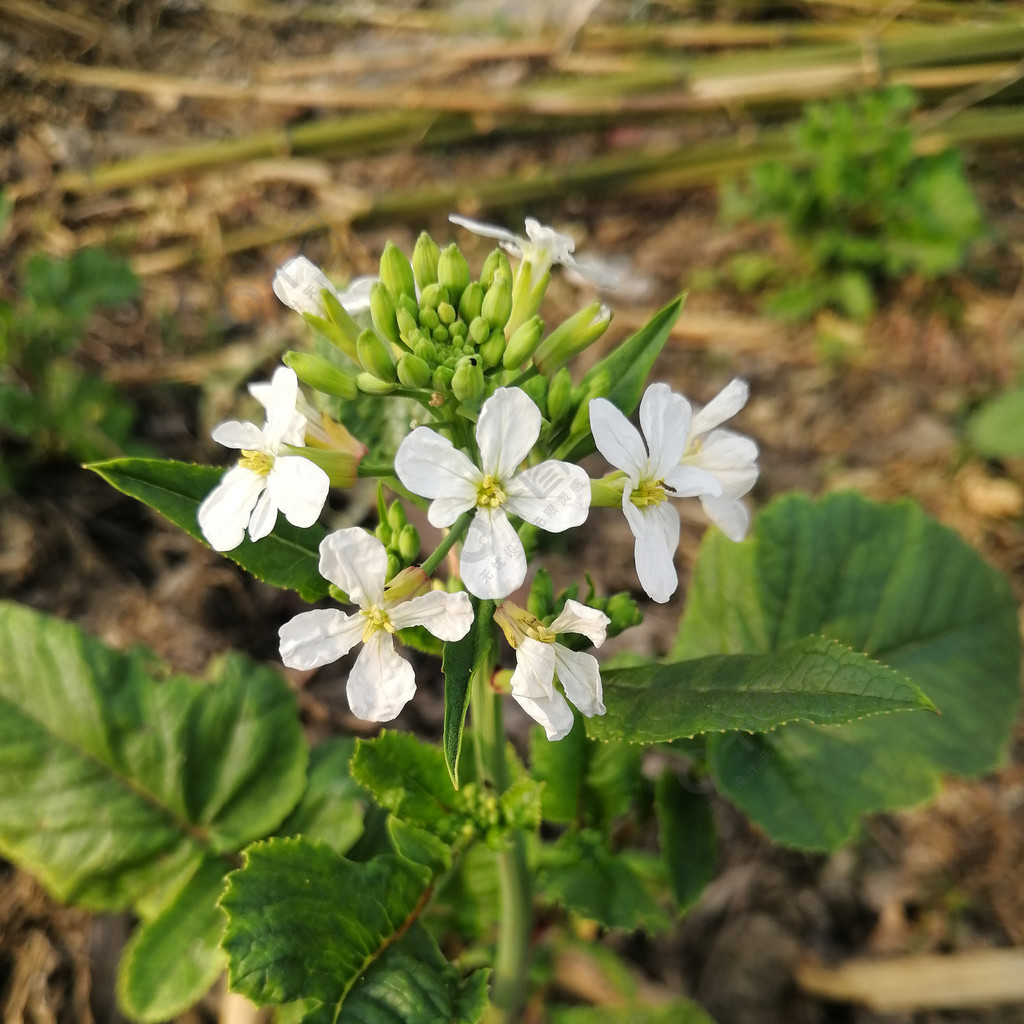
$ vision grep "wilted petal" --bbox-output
[318,528,387,607]
[460,507,527,600]
[211,420,265,452]
[622,498,680,604]
[553,645,605,718]
[389,589,474,641]
[476,388,541,481]
[701,495,750,542]
[263,366,301,449]
[639,383,691,480]
[549,599,609,647]
[268,456,330,529]
[690,379,749,438]
[505,461,590,532]
[589,398,648,480]
[279,608,362,670]
[197,465,266,551]
[348,631,417,722]
[395,428,480,509]
[247,488,278,542]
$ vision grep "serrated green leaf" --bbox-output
[656,772,716,914]
[117,856,228,1023]
[387,818,452,877]
[221,836,473,1022]
[588,635,933,743]
[0,601,307,910]
[967,388,1024,459]
[88,458,329,601]
[675,492,1021,850]
[551,999,717,1024]
[442,598,493,788]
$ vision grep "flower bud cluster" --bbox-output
[373,494,421,580]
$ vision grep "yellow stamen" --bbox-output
[476,473,507,509]
[361,606,395,642]
[629,479,667,508]
[239,449,274,475]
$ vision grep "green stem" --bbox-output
[357,461,398,477]
[420,510,473,578]
[471,660,532,1022]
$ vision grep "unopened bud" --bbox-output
[481,248,512,289]
[533,302,612,376]
[432,365,455,393]
[375,521,391,545]
[419,307,440,331]
[397,523,420,563]
[502,315,544,369]
[413,338,437,363]
[605,592,643,636]
[437,244,470,307]
[469,315,490,345]
[385,565,430,603]
[451,355,484,403]
[458,281,484,323]
[380,242,416,304]
[546,367,573,425]
[369,282,400,345]
[356,372,396,395]
[273,256,337,318]
[283,351,358,401]
[482,273,513,331]
[396,306,419,343]
[520,374,548,418]
[418,282,449,311]
[570,369,611,434]
[282,445,361,488]
[302,309,359,363]
[356,328,397,382]
[412,232,441,291]
[479,329,506,368]
[437,301,457,326]
[387,500,407,533]
[386,551,402,581]
[397,292,419,319]
[397,353,432,388]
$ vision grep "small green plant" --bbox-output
[0,246,143,487]
[722,86,987,321]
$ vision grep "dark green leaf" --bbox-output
[442,598,493,787]
[656,772,716,913]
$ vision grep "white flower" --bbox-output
[681,379,759,543]
[273,257,376,318]
[394,387,590,600]
[198,366,330,551]
[278,529,474,722]
[589,383,724,604]
[496,599,609,742]
[449,213,616,288]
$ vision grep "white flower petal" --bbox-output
[279,608,362,669]
[622,498,680,604]
[263,366,301,449]
[693,429,759,471]
[589,398,648,479]
[690,379,749,438]
[247,487,278,542]
[640,383,692,480]
[552,645,605,718]
[428,494,479,529]
[505,461,590,532]
[319,528,387,607]
[211,420,265,451]
[523,218,575,265]
[395,428,480,507]
[476,388,541,481]
[348,632,417,722]
[268,456,330,529]
[389,590,474,641]
[460,507,527,600]
[511,638,557,696]
[449,213,522,249]
[337,275,377,315]
[549,599,609,647]
[197,465,266,551]
[273,256,337,317]
[712,463,759,500]
[662,464,723,499]
[700,495,751,542]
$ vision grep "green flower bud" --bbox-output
[432,364,455,393]
[398,523,420,563]
[458,281,484,323]
[412,231,441,291]
[546,366,573,425]
[369,282,400,345]
[356,328,397,382]
[502,315,544,369]
[418,282,449,311]
[375,520,391,546]
[481,248,512,288]
[397,353,432,388]
[449,320,467,341]
[437,244,470,306]
[419,307,440,331]
[469,315,490,345]
[318,289,362,360]
[520,374,548,417]
[397,292,419,319]
[533,302,612,376]
[281,445,362,488]
[283,351,358,401]
[527,567,555,619]
[396,306,419,344]
[437,301,457,326]
[605,592,643,636]
[432,325,448,345]
[479,329,506,368]
[356,371,397,395]
[413,338,437,363]
[451,355,485,403]
[387,500,407,533]
[386,551,402,581]
[482,272,513,331]
[569,368,611,434]
[380,241,416,304]
[302,309,359,363]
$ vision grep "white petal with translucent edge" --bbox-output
[263,367,301,448]
[505,461,590,531]
[589,398,647,480]
[449,213,521,248]
[549,599,609,647]
[622,498,680,604]
[268,456,329,529]
[348,632,417,722]
[476,388,541,481]
[662,464,723,499]
[319,528,387,607]
[395,428,480,503]
[337,275,376,315]
[513,689,575,741]
[691,429,759,470]
[197,465,266,551]
[211,420,265,451]
[460,507,527,600]
[389,590,474,641]
[247,488,278,542]
[279,608,363,670]
[690,378,749,437]
[523,218,576,265]
[553,645,605,718]
[700,495,751,542]
[639,383,692,480]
